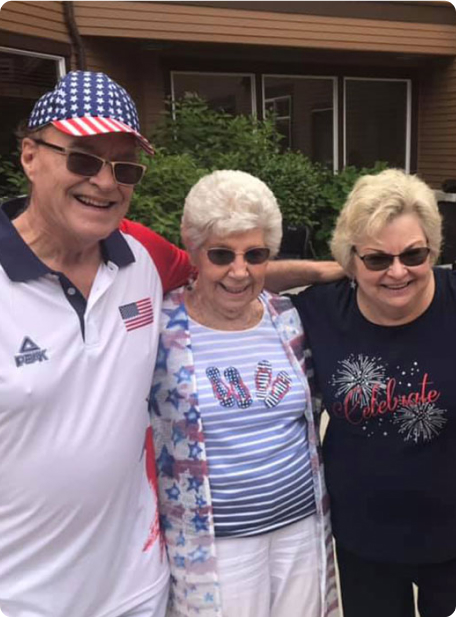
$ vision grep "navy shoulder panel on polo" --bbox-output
[102,229,136,268]
[0,204,49,282]
[0,197,135,282]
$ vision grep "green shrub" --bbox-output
[152,95,281,174]
[129,149,208,247]
[0,153,28,199]
[257,152,322,231]
[313,162,389,257]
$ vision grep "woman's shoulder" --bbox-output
[434,266,456,304]
[291,278,352,313]
[262,289,310,323]
[262,288,293,310]
[162,285,186,308]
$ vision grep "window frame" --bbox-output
[264,94,292,149]
[0,45,66,78]
[343,76,412,172]
[262,74,339,172]
[170,70,257,116]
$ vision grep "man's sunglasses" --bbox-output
[206,247,271,266]
[31,138,146,186]
[353,247,431,271]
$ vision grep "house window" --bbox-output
[171,72,256,115]
[0,47,65,156]
[344,78,411,171]
[265,95,292,150]
[263,75,337,169]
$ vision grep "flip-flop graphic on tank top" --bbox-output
[264,371,292,408]
[224,366,253,408]
[206,366,235,407]
[255,360,273,400]
[206,363,291,409]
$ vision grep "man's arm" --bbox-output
[265,259,344,293]
[120,219,194,292]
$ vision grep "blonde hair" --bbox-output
[331,169,442,272]
[181,170,282,257]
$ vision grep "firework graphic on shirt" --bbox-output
[330,354,387,407]
[393,401,447,443]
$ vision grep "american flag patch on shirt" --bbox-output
[119,298,154,332]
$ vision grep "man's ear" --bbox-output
[20,138,39,182]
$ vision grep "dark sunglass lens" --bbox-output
[114,163,144,185]
[363,254,393,271]
[245,248,270,264]
[207,249,234,265]
[67,152,103,176]
[400,247,429,266]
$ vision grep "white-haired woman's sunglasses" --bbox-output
[206,247,271,266]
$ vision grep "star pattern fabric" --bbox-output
[28,71,154,155]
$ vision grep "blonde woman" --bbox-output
[293,169,456,617]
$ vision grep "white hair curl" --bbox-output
[181,170,282,256]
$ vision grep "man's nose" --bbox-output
[89,161,118,189]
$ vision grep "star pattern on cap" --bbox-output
[29,71,140,131]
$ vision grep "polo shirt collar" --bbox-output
[0,197,135,282]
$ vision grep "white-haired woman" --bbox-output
[150,170,339,617]
[293,169,456,617]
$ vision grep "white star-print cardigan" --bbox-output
[150,288,340,617]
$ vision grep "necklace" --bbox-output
[185,287,264,331]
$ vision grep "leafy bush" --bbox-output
[0,153,28,199]
[312,162,389,257]
[129,150,207,247]
[257,152,323,231]
[152,94,281,173]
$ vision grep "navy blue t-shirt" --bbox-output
[292,268,456,564]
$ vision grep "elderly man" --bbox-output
[0,71,341,617]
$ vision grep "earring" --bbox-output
[186,274,195,291]
[350,278,357,290]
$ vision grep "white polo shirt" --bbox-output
[0,203,191,617]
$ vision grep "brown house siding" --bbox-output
[73,1,455,56]
[1,1,454,187]
[0,1,68,43]
[418,57,456,188]
[178,1,456,26]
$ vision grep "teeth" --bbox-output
[223,287,247,294]
[77,196,112,208]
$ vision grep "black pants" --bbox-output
[336,543,456,617]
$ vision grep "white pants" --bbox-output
[215,515,321,617]
[120,580,169,617]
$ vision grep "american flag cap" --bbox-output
[28,70,154,155]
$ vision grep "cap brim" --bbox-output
[51,117,155,155]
